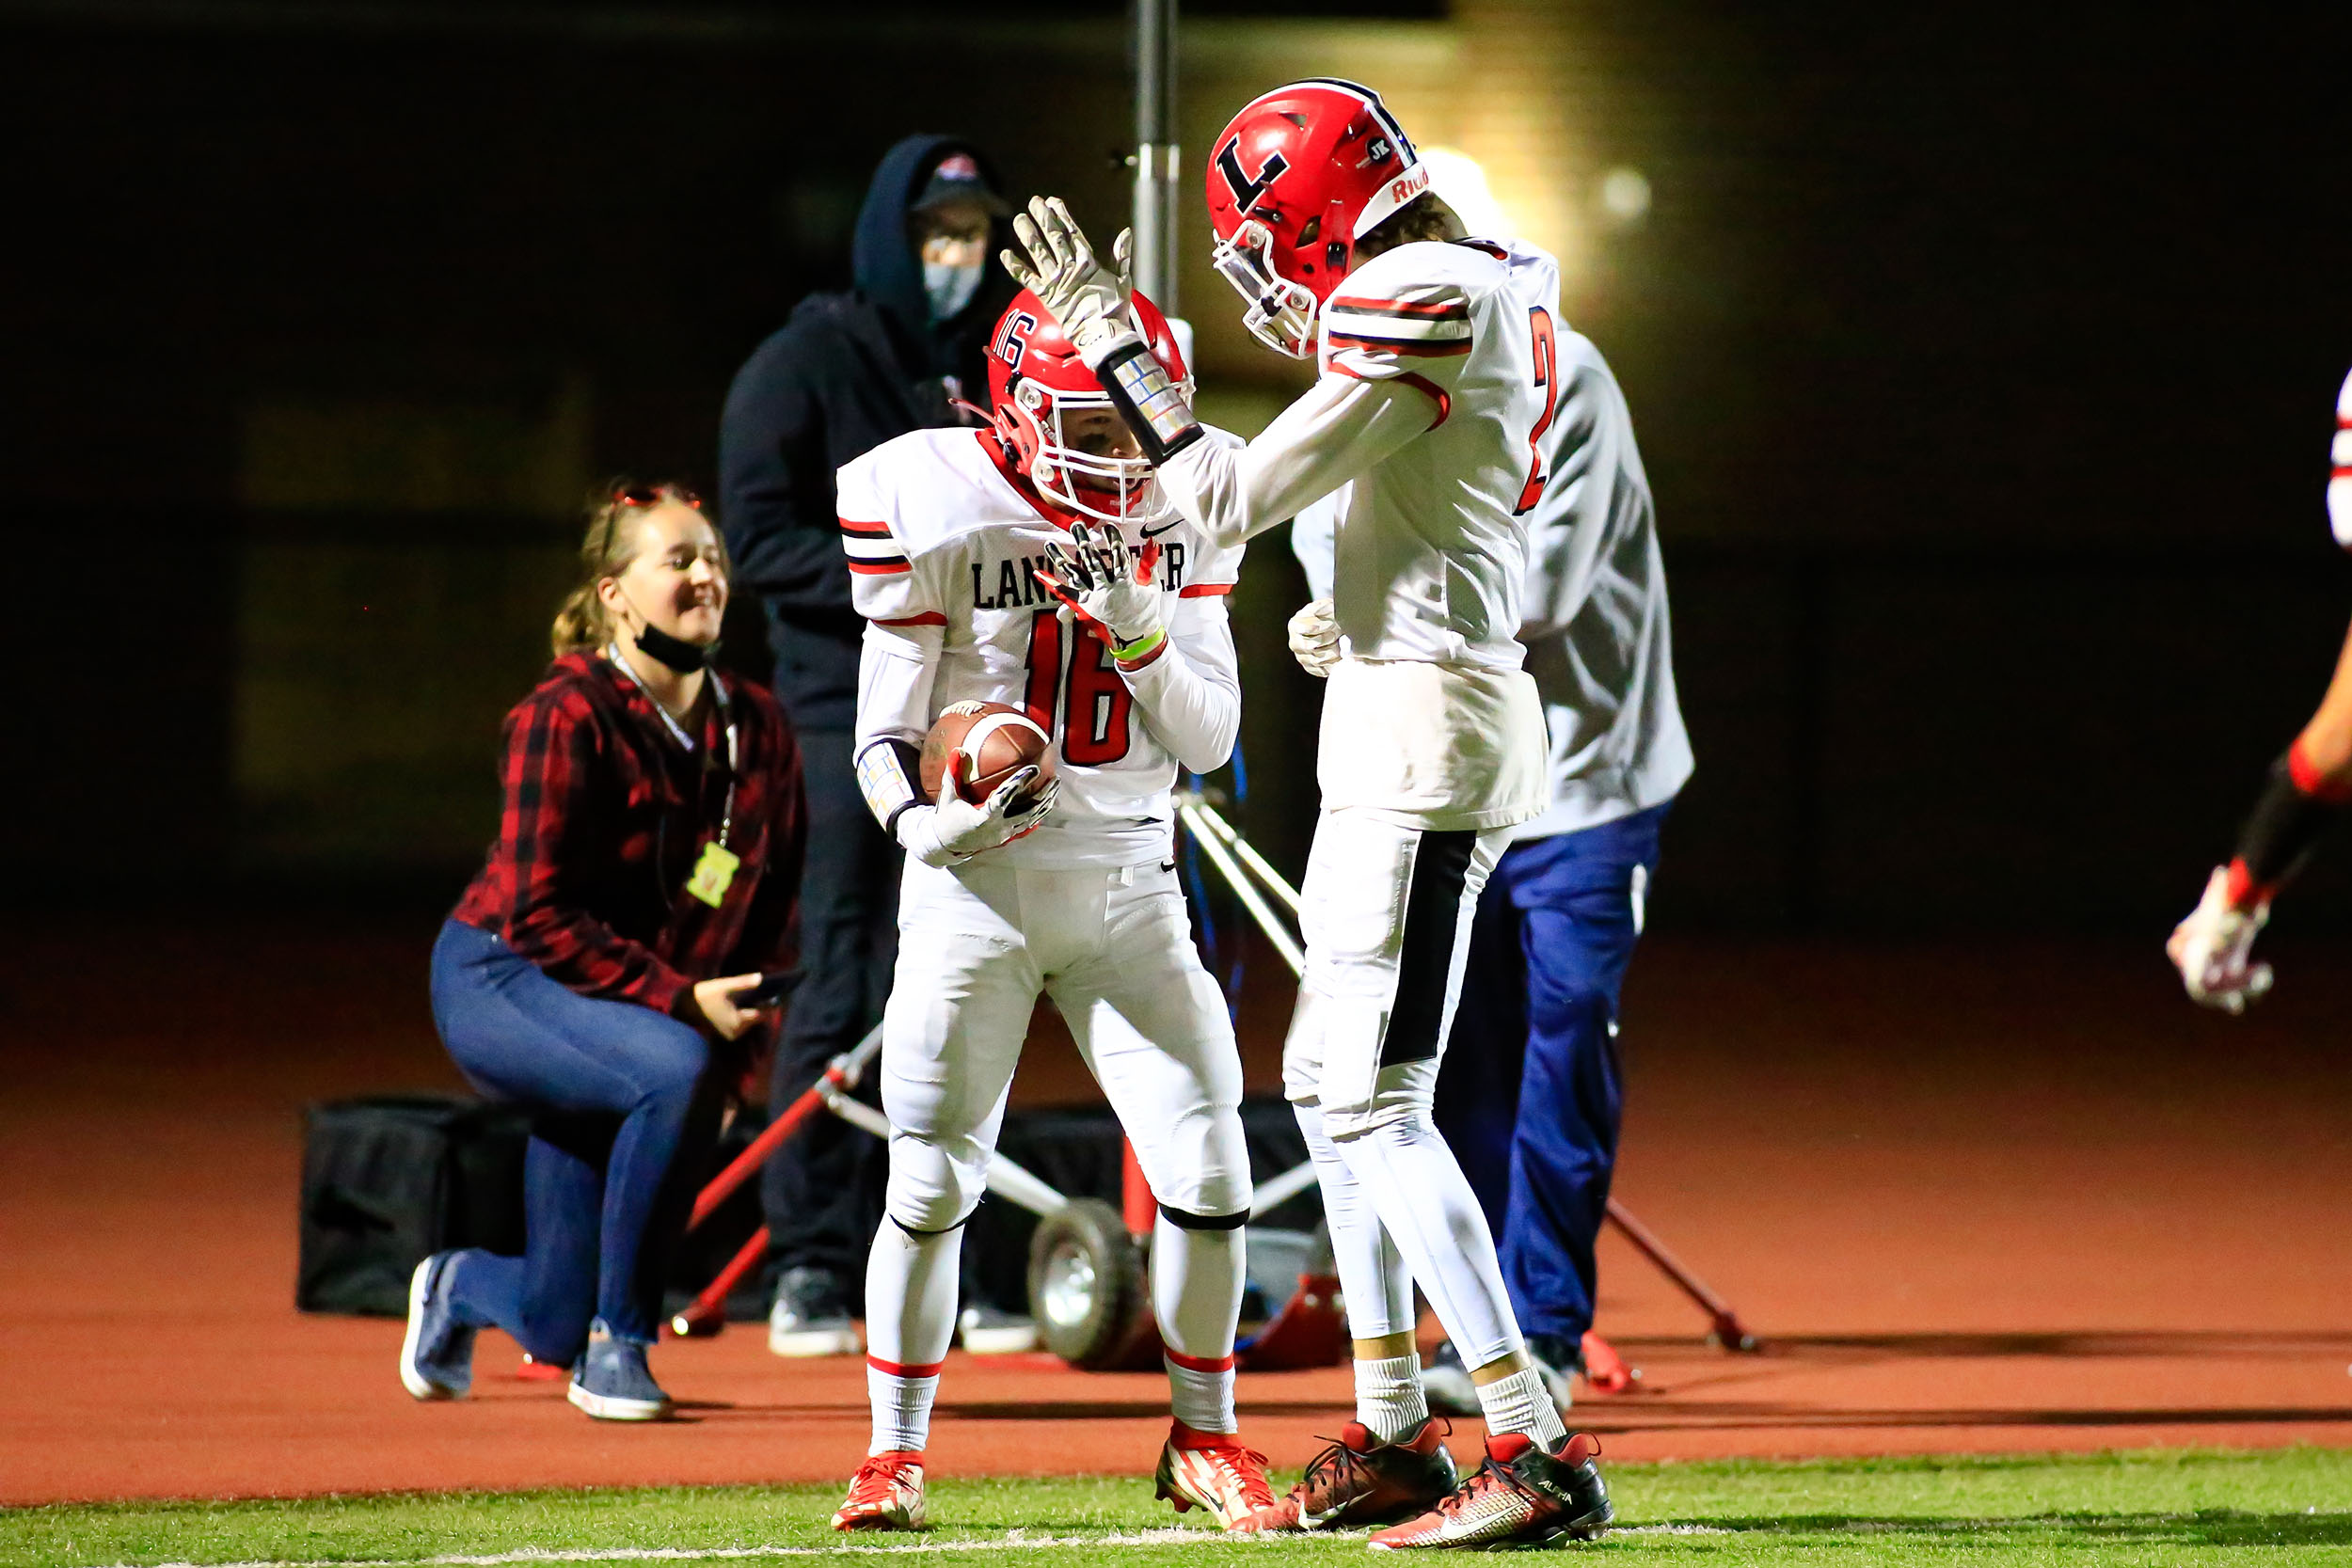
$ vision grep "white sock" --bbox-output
[1152,1214,1243,1434]
[864,1220,961,1456]
[1475,1366,1567,1449]
[1356,1353,1428,1442]
[1164,1352,1237,1434]
[865,1361,940,1455]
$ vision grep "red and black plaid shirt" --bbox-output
[452,651,805,1019]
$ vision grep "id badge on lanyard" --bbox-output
[609,644,742,909]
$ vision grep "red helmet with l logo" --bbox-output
[1204,78,1427,358]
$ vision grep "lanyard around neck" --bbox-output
[605,644,739,847]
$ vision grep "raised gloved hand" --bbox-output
[1034,522,1166,667]
[895,767,1058,868]
[1002,197,1137,367]
[2166,865,2275,1013]
[1287,597,1339,678]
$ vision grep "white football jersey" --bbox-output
[841,427,1245,869]
[1312,237,1557,672]
[2330,368,2352,550]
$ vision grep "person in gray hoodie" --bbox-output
[719,135,1014,1356]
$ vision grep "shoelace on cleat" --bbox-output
[1293,1434,1370,1509]
[1196,1442,1276,1509]
[844,1455,919,1508]
[1431,1457,1540,1523]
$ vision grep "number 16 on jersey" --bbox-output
[1022,609,1134,766]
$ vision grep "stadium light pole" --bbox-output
[1131,0,1178,317]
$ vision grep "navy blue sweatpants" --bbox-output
[428,920,725,1359]
[1433,802,1668,1345]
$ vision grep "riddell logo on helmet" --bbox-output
[1391,167,1430,204]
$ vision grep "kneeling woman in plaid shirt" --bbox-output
[400,483,806,1420]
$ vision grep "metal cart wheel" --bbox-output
[1026,1197,1152,1369]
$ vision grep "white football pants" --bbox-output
[1284,811,1526,1368]
[866,854,1250,1372]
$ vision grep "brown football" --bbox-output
[920,701,1055,805]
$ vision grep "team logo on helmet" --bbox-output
[1214,142,1291,214]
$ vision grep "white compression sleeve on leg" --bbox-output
[1294,1101,1414,1339]
[863,1220,961,1454]
[1328,1111,1522,1370]
[1152,1213,1242,1434]
[1297,1101,1427,1441]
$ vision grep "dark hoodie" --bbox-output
[719,135,1016,730]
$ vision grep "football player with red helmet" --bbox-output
[829,288,1273,1534]
[2168,368,2352,1010]
[1005,79,1611,1550]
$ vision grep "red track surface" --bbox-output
[4,918,2349,1505]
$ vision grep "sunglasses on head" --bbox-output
[611,483,704,511]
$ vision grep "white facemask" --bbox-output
[924,261,983,322]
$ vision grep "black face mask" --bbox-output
[633,618,719,674]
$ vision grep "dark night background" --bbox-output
[6,0,2350,935]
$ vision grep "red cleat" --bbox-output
[1234,1418,1459,1533]
[1154,1420,1276,1530]
[1368,1432,1612,1550]
[831,1450,926,1531]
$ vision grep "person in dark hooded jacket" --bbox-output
[719,135,1017,1358]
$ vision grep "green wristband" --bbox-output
[1112,626,1167,667]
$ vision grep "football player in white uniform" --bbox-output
[2168,366,2352,1009]
[827,288,1274,1534]
[1004,79,1610,1551]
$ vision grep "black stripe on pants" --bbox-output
[1380,829,1478,1068]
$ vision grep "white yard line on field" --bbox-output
[117,1529,1219,1568]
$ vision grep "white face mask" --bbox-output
[924,260,983,322]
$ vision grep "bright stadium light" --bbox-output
[1597,166,1652,228]
[1421,146,1515,239]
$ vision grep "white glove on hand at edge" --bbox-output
[1288,597,1340,678]
[1035,522,1165,662]
[2165,865,2274,1014]
[1002,197,1137,368]
[896,767,1058,868]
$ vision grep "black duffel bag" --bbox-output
[297,1094,530,1315]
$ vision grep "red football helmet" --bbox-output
[1204,78,1428,358]
[987,287,1192,525]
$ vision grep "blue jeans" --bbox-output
[1433,802,1669,1344]
[428,920,723,1358]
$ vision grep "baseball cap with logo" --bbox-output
[911,150,1010,217]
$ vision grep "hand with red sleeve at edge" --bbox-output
[499,690,766,1038]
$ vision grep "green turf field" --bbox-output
[7,1449,2349,1568]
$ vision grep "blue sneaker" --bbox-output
[567,1318,673,1421]
[399,1252,476,1401]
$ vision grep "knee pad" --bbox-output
[883,1136,983,1236]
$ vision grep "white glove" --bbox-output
[895,767,1058,868]
[1287,597,1339,678]
[1002,197,1137,367]
[1035,522,1166,665]
[2165,866,2275,1014]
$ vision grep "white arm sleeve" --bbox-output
[1156,372,1439,549]
[1120,595,1242,776]
[1288,488,1343,602]
[852,621,942,832]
